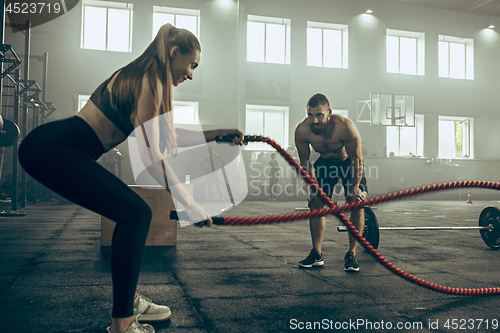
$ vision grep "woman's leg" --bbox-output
[19,119,152,320]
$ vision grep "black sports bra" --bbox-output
[89,81,135,136]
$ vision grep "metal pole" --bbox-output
[31,105,37,204]
[36,52,48,202]
[11,69,20,211]
[337,225,493,232]
[0,0,4,109]
[20,20,30,207]
[0,0,6,180]
[42,53,47,107]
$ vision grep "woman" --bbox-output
[18,24,244,333]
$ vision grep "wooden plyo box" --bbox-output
[101,185,178,246]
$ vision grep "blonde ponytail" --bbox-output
[105,23,200,157]
[152,24,176,157]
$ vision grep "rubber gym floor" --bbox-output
[0,198,499,332]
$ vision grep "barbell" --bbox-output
[337,206,500,250]
[171,205,499,250]
[0,115,20,147]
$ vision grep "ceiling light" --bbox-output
[488,25,495,29]
[366,9,373,14]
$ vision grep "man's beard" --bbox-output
[310,123,326,135]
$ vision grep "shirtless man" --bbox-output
[295,93,367,271]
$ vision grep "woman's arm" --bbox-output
[135,117,194,205]
[133,78,211,224]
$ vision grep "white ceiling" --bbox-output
[379,0,500,17]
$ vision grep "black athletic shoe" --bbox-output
[298,249,324,268]
[344,251,359,272]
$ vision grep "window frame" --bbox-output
[247,15,291,65]
[245,104,289,151]
[386,114,424,157]
[386,29,425,76]
[331,109,349,118]
[306,21,348,69]
[438,35,474,80]
[438,116,474,159]
[152,6,201,40]
[173,101,199,125]
[81,0,134,52]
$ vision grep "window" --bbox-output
[307,21,348,69]
[81,0,133,52]
[439,116,474,158]
[438,35,474,80]
[173,101,199,125]
[76,94,91,113]
[331,109,348,118]
[245,105,289,150]
[386,29,425,76]
[386,114,424,156]
[152,6,200,40]
[247,15,291,64]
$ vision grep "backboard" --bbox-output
[370,93,415,126]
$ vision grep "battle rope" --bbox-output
[225,136,500,295]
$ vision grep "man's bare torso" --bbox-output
[297,114,349,162]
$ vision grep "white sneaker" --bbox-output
[134,293,172,322]
[106,317,155,333]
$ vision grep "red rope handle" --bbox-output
[225,137,500,295]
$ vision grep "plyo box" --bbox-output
[101,184,193,246]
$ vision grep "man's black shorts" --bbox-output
[312,156,367,198]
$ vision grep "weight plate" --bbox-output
[363,207,380,249]
[478,206,500,250]
[0,119,20,147]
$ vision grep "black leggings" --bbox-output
[18,116,152,318]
